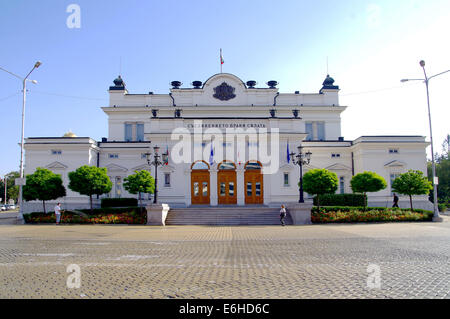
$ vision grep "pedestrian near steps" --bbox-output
[280,205,287,226]
[54,203,63,225]
[393,194,399,208]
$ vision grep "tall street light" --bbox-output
[144,146,168,204]
[401,60,449,222]
[290,145,312,203]
[0,61,42,222]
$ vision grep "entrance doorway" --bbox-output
[191,161,210,205]
[245,161,263,204]
[217,161,237,205]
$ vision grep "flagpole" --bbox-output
[220,49,223,73]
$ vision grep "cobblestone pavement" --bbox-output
[0,219,449,299]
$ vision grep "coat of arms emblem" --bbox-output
[213,82,236,101]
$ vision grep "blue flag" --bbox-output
[287,141,290,163]
[209,141,214,166]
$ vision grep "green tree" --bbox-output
[393,170,432,211]
[22,168,66,213]
[68,166,112,213]
[0,171,20,204]
[123,170,155,211]
[427,150,450,206]
[302,169,338,208]
[350,172,387,209]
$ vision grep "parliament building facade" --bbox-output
[22,72,432,212]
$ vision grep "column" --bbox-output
[237,166,245,206]
[210,167,218,206]
[184,166,191,206]
[263,172,271,205]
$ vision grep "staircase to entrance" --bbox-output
[165,206,293,226]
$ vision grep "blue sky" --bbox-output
[1,0,450,176]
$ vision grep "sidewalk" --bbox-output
[0,211,19,225]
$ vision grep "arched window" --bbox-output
[191,161,209,170]
[244,161,262,170]
[218,161,236,170]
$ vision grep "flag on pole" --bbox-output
[287,140,291,163]
[220,49,224,73]
[164,144,169,165]
[209,140,214,166]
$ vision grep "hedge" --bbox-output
[312,206,434,224]
[23,207,146,224]
[101,197,138,208]
[313,194,367,207]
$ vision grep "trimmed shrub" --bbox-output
[313,194,367,207]
[438,203,447,212]
[101,197,138,208]
[23,206,146,224]
[311,206,433,224]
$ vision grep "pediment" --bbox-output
[326,163,352,172]
[46,161,68,170]
[105,163,128,172]
[279,163,295,172]
[303,163,320,171]
[384,160,406,168]
[131,164,151,172]
[160,164,176,173]
[203,73,247,90]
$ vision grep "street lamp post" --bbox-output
[290,145,312,203]
[401,60,449,222]
[0,61,42,222]
[144,146,168,204]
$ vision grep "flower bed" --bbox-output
[312,206,433,224]
[23,207,146,225]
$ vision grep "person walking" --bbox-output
[54,203,62,225]
[392,194,399,208]
[280,205,287,226]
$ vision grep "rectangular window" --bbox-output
[332,154,341,158]
[51,150,62,155]
[136,123,144,141]
[202,182,208,196]
[124,123,133,142]
[255,183,261,196]
[283,173,289,187]
[229,182,234,196]
[109,154,119,159]
[317,122,325,141]
[340,177,345,194]
[164,173,170,187]
[305,123,313,141]
[389,149,399,154]
[193,182,199,196]
[247,182,252,196]
[220,183,226,196]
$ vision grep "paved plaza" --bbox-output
[0,220,449,299]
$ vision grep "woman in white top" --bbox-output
[54,203,62,225]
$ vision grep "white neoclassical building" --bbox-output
[23,72,433,213]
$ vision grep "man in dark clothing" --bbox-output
[393,194,399,208]
[280,205,287,226]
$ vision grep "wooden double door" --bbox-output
[217,170,237,205]
[191,170,210,205]
[245,169,263,204]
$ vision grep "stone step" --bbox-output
[165,207,292,225]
